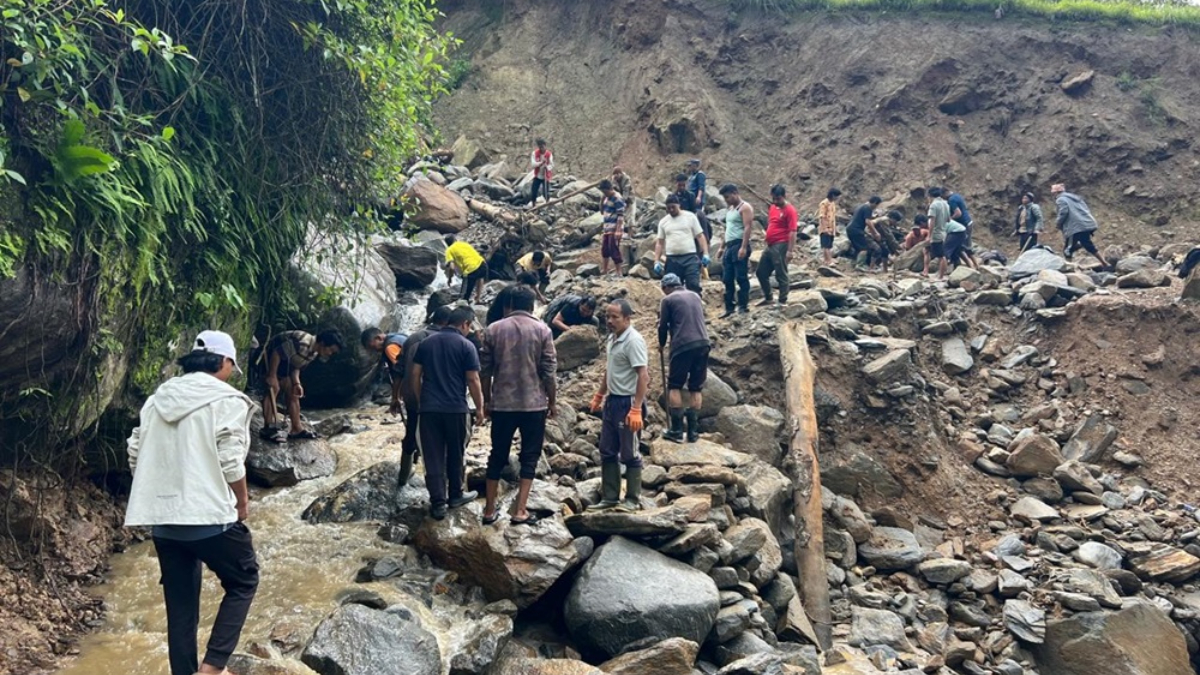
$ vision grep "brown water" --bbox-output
[56,415,450,675]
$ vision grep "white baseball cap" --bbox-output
[193,330,243,374]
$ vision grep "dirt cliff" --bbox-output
[434,0,1200,248]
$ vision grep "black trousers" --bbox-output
[419,411,469,506]
[531,177,551,203]
[1018,232,1039,251]
[722,241,751,311]
[154,524,259,675]
[486,410,547,481]
[461,266,488,300]
[665,253,702,293]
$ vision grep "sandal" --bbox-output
[510,514,540,526]
[288,429,319,440]
[482,512,500,525]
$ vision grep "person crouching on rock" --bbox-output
[589,299,649,512]
[480,286,558,526]
[360,327,409,416]
[261,328,344,443]
[444,235,488,304]
[410,306,484,520]
[125,330,258,675]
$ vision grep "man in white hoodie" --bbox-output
[125,330,258,675]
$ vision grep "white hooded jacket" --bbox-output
[125,372,253,527]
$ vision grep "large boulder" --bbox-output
[404,177,469,233]
[565,536,720,660]
[1033,603,1191,675]
[375,238,440,289]
[446,613,513,675]
[413,503,582,608]
[1006,434,1065,477]
[555,326,602,371]
[302,461,416,525]
[288,231,401,407]
[1010,248,1067,279]
[450,135,491,169]
[301,604,441,675]
[858,527,925,570]
[894,241,928,272]
[246,435,337,487]
[715,405,786,464]
[699,370,739,418]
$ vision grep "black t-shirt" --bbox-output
[544,295,595,336]
[674,189,698,213]
[413,327,479,414]
[848,203,873,234]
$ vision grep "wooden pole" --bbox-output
[778,321,832,650]
[465,196,521,226]
[527,179,603,213]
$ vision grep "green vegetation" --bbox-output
[733,0,1200,26]
[1116,71,1140,92]
[0,0,454,462]
[447,58,473,89]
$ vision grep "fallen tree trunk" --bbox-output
[778,321,832,650]
[465,196,521,226]
[528,179,602,213]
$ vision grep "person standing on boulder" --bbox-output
[718,183,754,318]
[1051,183,1112,268]
[598,179,627,277]
[444,235,488,304]
[393,306,453,487]
[1013,192,1044,253]
[657,274,711,443]
[686,159,711,244]
[410,306,485,520]
[924,187,951,279]
[588,299,648,512]
[756,184,798,307]
[260,329,344,443]
[543,294,599,339]
[530,138,554,204]
[480,286,557,526]
[653,194,709,293]
[818,188,842,266]
[125,330,258,675]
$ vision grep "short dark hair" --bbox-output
[317,330,345,350]
[360,327,384,347]
[517,271,539,286]
[674,173,688,183]
[868,195,882,205]
[827,188,842,200]
[915,214,929,225]
[507,286,536,313]
[599,179,613,191]
[178,350,226,374]
[928,187,943,198]
[444,234,457,245]
[430,305,453,326]
[535,137,546,146]
[447,306,475,327]
[719,183,739,196]
[887,210,902,222]
[610,298,634,317]
[531,251,546,264]
[579,295,597,310]
[770,184,786,198]
[665,194,681,206]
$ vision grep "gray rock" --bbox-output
[700,370,739,418]
[941,338,974,375]
[447,613,513,675]
[858,527,925,570]
[714,653,786,675]
[727,518,782,588]
[1001,345,1040,369]
[1053,460,1104,495]
[1116,269,1170,289]
[375,239,440,289]
[1006,434,1065,477]
[565,536,720,660]
[974,289,1012,306]
[918,558,973,585]
[736,460,792,533]
[824,451,903,499]
[1011,496,1059,523]
[1004,599,1046,644]
[863,349,912,384]
[1075,541,1123,570]
[1058,569,1123,609]
[1054,592,1102,612]
[248,419,337,487]
[1062,414,1118,462]
[555,326,601,372]
[445,177,474,192]
[1114,255,1157,275]
[712,603,753,643]
[998,569,1032,597]
[1033,603,1192,675]
[1010,248,1067,278]
[715,405,785,464]
[849,607,912,651]
[302,604,441,675]
[826,494,873,544]
[303,461,422,527]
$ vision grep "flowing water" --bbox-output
[58,276,453,675]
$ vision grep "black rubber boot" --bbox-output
[685,409,700,443]
[618,466,643,512]
[664,408,684,443]
[588,463,621,510]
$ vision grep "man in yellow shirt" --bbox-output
[445,235,487,303]
[515,250,553,302]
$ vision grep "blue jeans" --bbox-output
[722,241,750,311]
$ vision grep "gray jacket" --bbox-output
[1014,203,1044,234]
[1055,192,1098,238]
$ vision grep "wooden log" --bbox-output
[465,196,521,225]
[527,179,603,213]
[778,321,832,650]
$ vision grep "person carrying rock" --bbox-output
[515,249,553,302]
[905,214,930,250]
[410,306,485,520]
[847,195,883,271]
[718,183,754,318]
[1013,192,1044,253]
[686,159,712,244]
[588,299,648,512]
[125,330,258,675]
[543,294,599,339]
[924,187,951,279]
[530,137,554,204]
[260,328,344,443]
[818,188,842,266]
[653,194,709,293]
[480,285,557,526]
[393,306,453,486]
[756,184,798,307]
[598,179,627,277]
[868,210,903,272]
[657,274,711,443]
[1051,183,1112,268]
[444,235,488,304]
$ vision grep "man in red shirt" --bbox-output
[756,184,798,307]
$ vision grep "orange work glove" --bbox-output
[590,392,605,413]
[625,407,644,433]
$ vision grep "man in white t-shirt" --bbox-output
[652,194,709,293]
